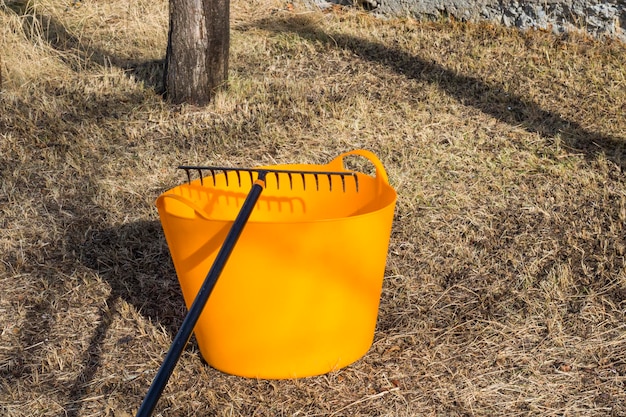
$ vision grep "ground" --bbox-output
[1,0,625,415]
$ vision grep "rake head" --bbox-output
[178,165,360,193]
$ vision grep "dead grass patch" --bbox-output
[1,0,625,415]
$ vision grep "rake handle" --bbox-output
[136,172,268,417]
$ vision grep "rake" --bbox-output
[136,165,359,417]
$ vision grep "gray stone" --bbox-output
[312,0,626,42]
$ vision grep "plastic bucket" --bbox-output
[156,149,397,379]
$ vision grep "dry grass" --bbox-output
[1,0,626,415]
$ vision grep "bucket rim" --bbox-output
[157,190,397,225]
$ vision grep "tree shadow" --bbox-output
[66,219,187,417]
[1,202,185,416]
[251,16,625,171]
[0,92,178,415]
[2,4,177,413]
[3,1,165,93]
[79,220,185,336]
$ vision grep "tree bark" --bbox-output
[164,0,229,105]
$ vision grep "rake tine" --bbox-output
[274,171,280,189]
[314,173,319,191]
[209,169,216,186]
[327,174,333,192]
[287,172,293,190]
[184,168,191,185]
[341,174,346,192]
[300,172,306,191]
[198,169,204,186]
[224,170,230,187]
[235,170,242,187]
[248,170,254,185]
[354,174,359,193]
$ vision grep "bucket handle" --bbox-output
[327,149,390,185]
[156,192,214,220]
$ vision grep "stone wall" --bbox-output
[326,0,626,42]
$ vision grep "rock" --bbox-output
[327,0,626,43]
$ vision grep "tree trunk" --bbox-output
[164,0,229,105]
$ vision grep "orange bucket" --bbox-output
[156,150,397,379]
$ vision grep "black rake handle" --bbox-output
[136,172,268,417]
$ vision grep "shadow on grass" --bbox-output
[251,16,625,171]
[68,220,186,417]
[3,1,165,93]
[80,221,185,336]
[0,89,179,414]
[1,214,183,416]
[0,67,176,413]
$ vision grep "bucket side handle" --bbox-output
[327,149,390,185]
[156,193,213,220]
